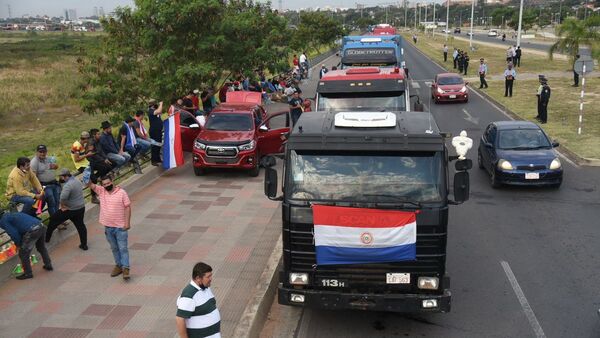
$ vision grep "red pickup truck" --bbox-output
[192,92,290,177]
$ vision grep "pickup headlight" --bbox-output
[437,86,444,94]
[194,140,206,150]
[549,158,562,170]
[460,86,467,93]
[289,272,309,285]
[498,159,513,170]
[238,140,255,151]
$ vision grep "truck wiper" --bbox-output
[361,194,422,208]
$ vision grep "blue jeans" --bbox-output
[104,227,129,268]
[10,195,37,216]
[43,184,61,215]
[134,138,151,155]
[107,152,131,169]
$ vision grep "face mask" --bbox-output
[105,184,114,192]
[59,178,66,183]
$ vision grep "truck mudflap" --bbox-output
[278,284,451,313]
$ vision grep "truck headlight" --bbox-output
[549,158,561,170]
[422,299,438,308]
[194,140,206,150]
[498,159,513,170]
[289,272,309,285]
[418,277,439,290]
[238,140,255,151]
[437,86,444,94]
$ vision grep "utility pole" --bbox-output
[414,3,418,29]
[558,0,562,24]
[7,5,12,18]
[469,0,475,48]
[516,0,524,48]
[424,3,428,23]
[404,0,408,29]
[446,0,450,41]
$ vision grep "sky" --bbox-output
[0,0,445,18]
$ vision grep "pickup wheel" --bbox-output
[249,165,260,177]
[193,167,205,176]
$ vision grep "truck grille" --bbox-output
[206,146,238,158]
[286,222,447,293]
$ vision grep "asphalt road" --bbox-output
[455,32,553,52]
[260,41,600,338]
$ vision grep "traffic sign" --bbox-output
[574,58,595,75]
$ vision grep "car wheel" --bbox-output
[490,169,501,189]
[249,165,260,177]
[477,150,484,169]
[193,167,205,176]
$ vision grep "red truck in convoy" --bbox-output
[192,91,290,177]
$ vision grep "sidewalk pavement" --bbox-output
[0,162,281,337]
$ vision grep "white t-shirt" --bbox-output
[299,54,307,64]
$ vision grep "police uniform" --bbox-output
[535,75,545,121]
[539,81,551,124]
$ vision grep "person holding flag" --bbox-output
[163,103,185,170]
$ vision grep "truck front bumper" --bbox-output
[278,284,451,313]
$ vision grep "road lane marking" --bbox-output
[462,108,479,125]
[411,82,421,89]
[500,261,547,338]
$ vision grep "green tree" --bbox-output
[549,16,600,62]
[508,9,536,32]
[291,11,345,54]
[79,0,290,119]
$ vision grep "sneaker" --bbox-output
[122,267,130,280]
[110,265,123,277]
[16,273,33,280]
[79,244,88,251]
[43,265,53,271]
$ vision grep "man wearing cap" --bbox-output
[478,58,488,89]
[192,89,200,113]
[0,209,53,280]
[71,131,91,173]
[539,79,551,124]
[30,145,60,216]
[535,75,545,121]
[148,100,164,166]
[182,91,196,114]
[573,54,580,87]
[99,120,131,169]
[45,169,88,250]
[6,157,43,217]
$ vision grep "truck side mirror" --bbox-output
[453,171,470,203]
[264,167,279,200]
[410,94,424,112]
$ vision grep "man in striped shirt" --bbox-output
[176,262,221,338]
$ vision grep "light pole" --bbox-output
[446,0,450,41]
[404,0,408,29]
[469,0,475,49]
[558,0,562,24]
[516,0,524,48]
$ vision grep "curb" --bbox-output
[232,236,282,338]
[0,159,169,282]
[405,37,600,167]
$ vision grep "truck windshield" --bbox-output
[317,91,406,112]
[205,113,253,131]
[288,151,443,202]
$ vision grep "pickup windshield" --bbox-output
[205,113,253,131]
[288,151,443,202]
[317,91,406,112]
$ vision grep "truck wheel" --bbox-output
[249,165,260,177]
[193,167,205,176]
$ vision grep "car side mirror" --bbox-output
[259,125,269,132]
[264,167,280,200]
[552,141,559,148]
[189,124,200,129]
[452,171,470,203]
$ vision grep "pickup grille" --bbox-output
[286,222,447,293]
[206,146,238,158]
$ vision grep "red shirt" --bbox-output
[191,96,200,110]
[293,57,299,66]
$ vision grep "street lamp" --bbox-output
[469,0,474,49]
[516,0,524,48]
[446,0,450,41]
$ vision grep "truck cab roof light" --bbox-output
[360,37,382,43]
[346,67,380,75]
[334,112,396,128]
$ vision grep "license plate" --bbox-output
[318,278,347,287]
[449,95,457,99]
[525,172,539,180]
[386,273,410,284]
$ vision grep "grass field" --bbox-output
[0,32,108,207]
[402,31,599,159]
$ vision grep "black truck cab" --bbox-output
[264,111,471,313]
